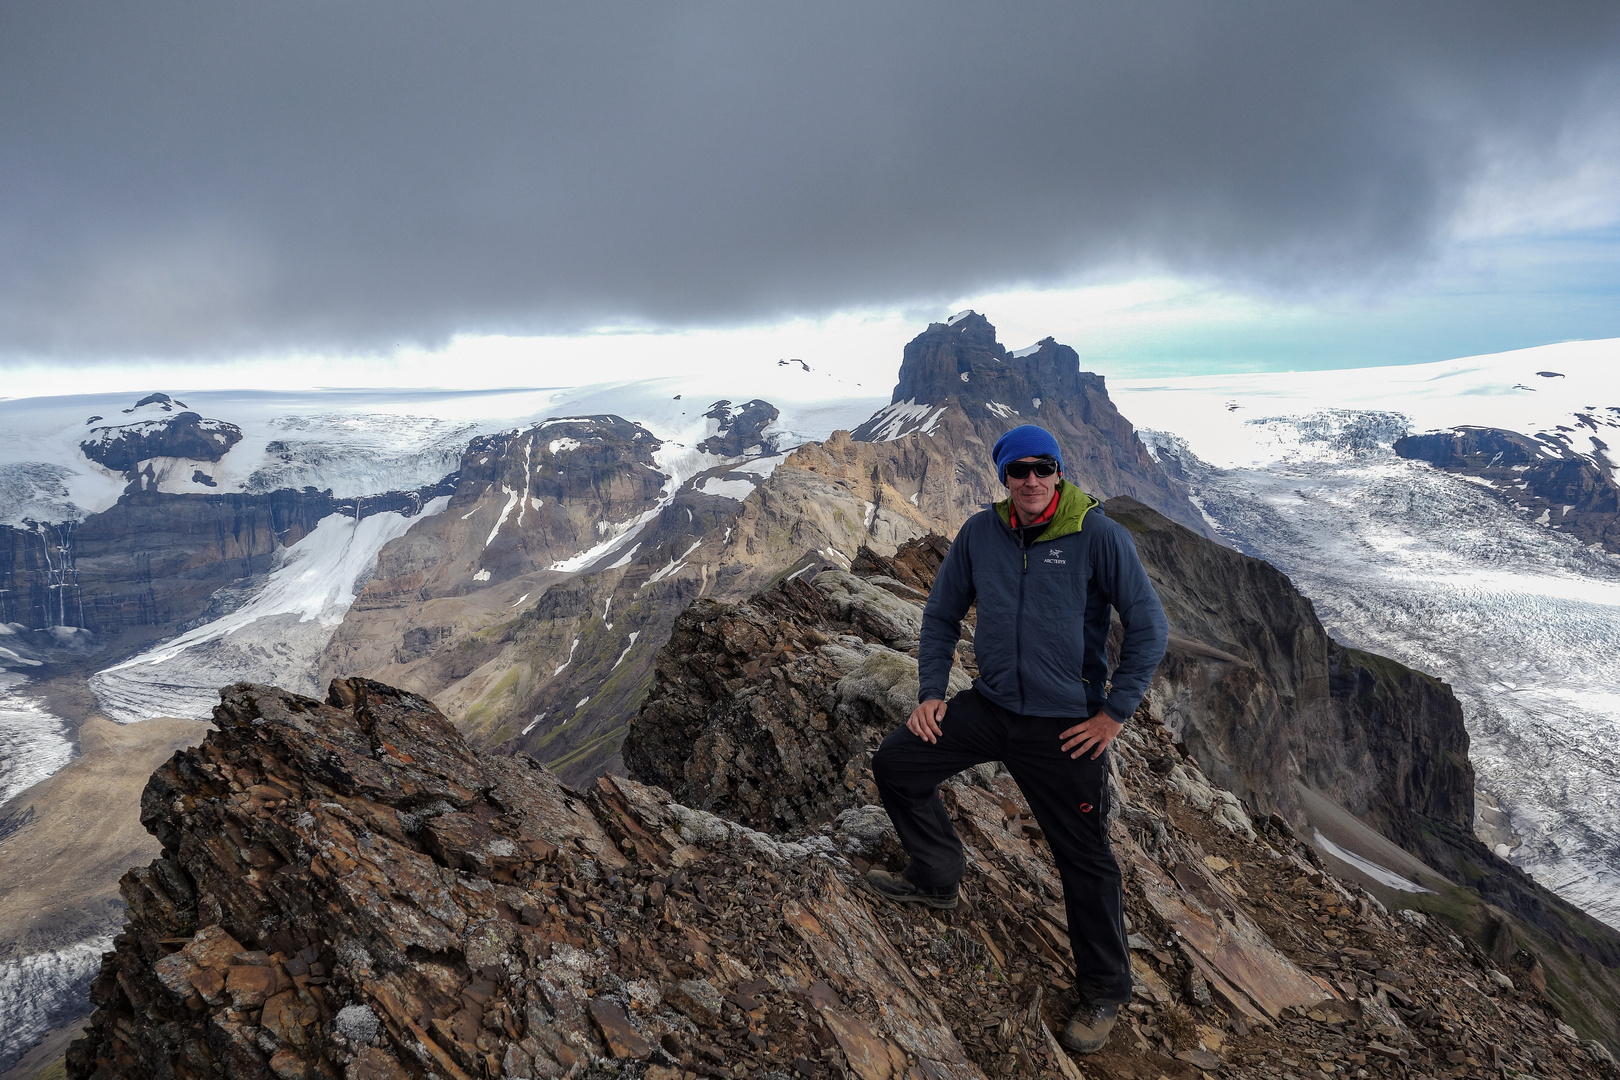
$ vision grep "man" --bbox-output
[867,423,1169,1054]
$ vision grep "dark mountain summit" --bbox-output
[852,312,1207,536]
[876,312,1091,419]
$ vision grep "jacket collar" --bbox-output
[994,479,1098,542]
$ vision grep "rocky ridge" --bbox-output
[621,519,1620,1045]
[65,662,1618,1079]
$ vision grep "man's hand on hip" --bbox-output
[1060,710,1122,759]
[907,698,947,744]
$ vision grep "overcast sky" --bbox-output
[3,1,1620,392]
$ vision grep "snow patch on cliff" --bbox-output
[89,497,449,723]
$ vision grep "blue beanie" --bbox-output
[992,424,1063,483]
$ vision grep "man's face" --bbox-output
[1006,455,1059,519]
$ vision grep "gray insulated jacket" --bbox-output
[918,481,1169,721]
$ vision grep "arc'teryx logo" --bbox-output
[1044,547,1066,565]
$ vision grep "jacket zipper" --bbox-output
[1015,539,1027,710]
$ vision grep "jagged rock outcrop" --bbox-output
[69,673,1619,1079]
[1394,426,1620,553]
[624,537,969,832]
[849,312,1206,536]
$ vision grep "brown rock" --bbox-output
[226,963,280,1008]
[819,1007,895,1080]
[183,925,246,971]
[346,1048,414,1080]
[152,951,202,1001]
[262,990,311,1048]
[588,998,653,1059]
[268,1047,310,1079]
[187,967,226,1005]
[665,979,724,1026]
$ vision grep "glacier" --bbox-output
[0,935,114,1074]
[0,673,73,808]
[1116,339,1620,930]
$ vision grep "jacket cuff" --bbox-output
[918,690,945,705]
[1103,692,1139,723]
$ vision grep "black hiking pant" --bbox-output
[871,686,1131,1005]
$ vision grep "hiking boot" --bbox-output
[863,867,959,910]
[1059,1001,1118,1054]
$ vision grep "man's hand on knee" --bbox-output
[907,698,947,744]
[1060,710,1123,759]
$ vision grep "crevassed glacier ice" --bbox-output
[1144,421,1620,929]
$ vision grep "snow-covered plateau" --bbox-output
[1114,338,1620,930]
[0,373,885,528]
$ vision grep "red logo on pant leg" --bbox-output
[1079,802,1093,813]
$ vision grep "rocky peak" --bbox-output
[860,311,1097,426]
[123,392,185,414]
[846,312,1209,536]
[697,399,780,458]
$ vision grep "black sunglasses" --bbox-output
[1004,460,1058,479]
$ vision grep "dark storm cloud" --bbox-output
[3,1,1619,359]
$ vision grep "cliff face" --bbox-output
[0,483,451,645]
[68,668,1620,1079]
[1103,497,1476,841]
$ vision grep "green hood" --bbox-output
[994,478,1099,543]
